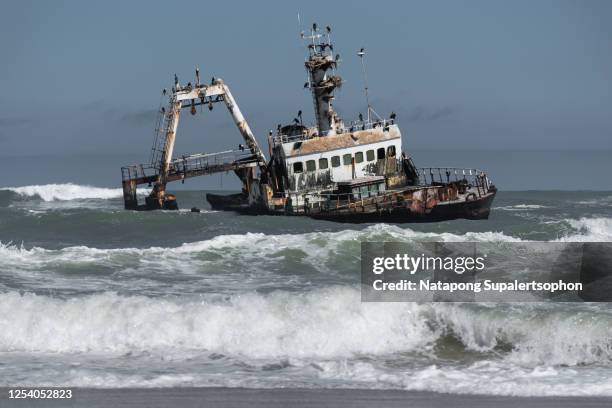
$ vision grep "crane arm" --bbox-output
[151,78,267,208]
[172,80,267,166]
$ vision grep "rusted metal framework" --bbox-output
[121,72,267,210]
[302,23,343,136]
[121,150,260,210]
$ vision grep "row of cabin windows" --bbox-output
[351,182,386,200]
[292,146,396,174]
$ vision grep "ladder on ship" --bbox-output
[149,95,176,168]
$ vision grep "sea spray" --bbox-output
[1,183,150,201]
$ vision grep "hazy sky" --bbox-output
[1,0,611,164]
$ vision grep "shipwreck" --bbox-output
[121,24,496,222]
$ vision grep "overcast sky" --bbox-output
[1,0,611,165]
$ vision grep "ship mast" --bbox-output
[303,23,342,136]
[357,48,372,124]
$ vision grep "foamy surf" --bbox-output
[2,217,610,270]
[317,360,612,397]
[1,183,125,201]
[495,204,551,211]
[18,363,612,396]
[0,183,150,201]
[1,288,611,395]
[560,217,612,242]
[2,289,610,364]
[2,190,612,396]
[0,223,523,272]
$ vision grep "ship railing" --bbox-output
[122,150,257,181]
[276,188,405,214]
[343,118,395,133]
[121,164,158,182]
[272,133,311,144]
[417,167,491,198]
[169,149,259,174]
[272,119,397,145]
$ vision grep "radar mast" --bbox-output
[302,23,342,136]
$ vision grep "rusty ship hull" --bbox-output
[207,189,496,223]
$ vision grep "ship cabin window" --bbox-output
[319,158,329,169]
[366,150,375,161]
[351,182,386,200]
[343,154,352,165]
[331,156,341,167]
[306,160,316,172]
[387,145,396,158]
[377,148,385,160]
[355,152,364,163]
[293,162,303,174]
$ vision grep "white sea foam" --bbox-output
[430,303,612,366]
[574,195,612,206]
[0,183,130,201]
[1,289,611,395]
[494,204,551,211]
[4,216,611,280]
[317,360,612,397]
[0,224,523,276]
[0,289,434,356]
[20,363,612,396]
[558,217,612,242]
[1,289,611,364]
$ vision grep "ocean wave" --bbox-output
[0,224,522,277]
[1,289,611,364]
[14,362,612,396]
[494,204,551,211]
[3,216,611,274]
[558,217,612,242]
[573,195,612,206]
[0,183,148,202]
[1,217,610,290]
[0,288,434,357]
[317,360,612,397]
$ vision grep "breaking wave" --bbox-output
[0,223,522,273]
[1,289,610,364]
[0,183,145,202]
[2,216,610,272]
[0,224,524,296]
[1,288,611,395]
[557,217,612,242]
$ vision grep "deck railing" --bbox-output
[273,188,407,214]
[169,150,259,174]
[272,119,397,145]
[417,167,483,184]
[418,167,491,198]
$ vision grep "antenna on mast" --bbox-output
[297,12,303,38]
[357,47,371,123]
